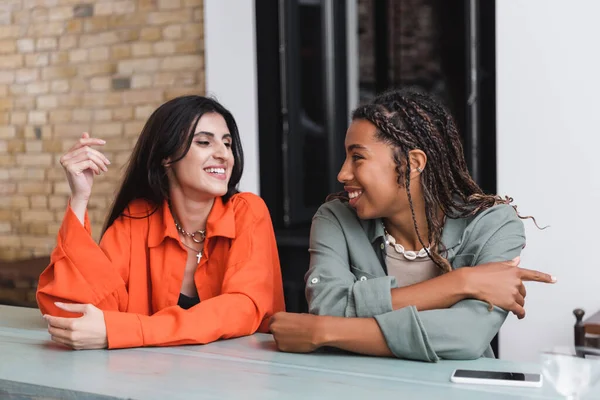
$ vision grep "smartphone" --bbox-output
[450,369,543,388]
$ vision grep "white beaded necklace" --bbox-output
[383,225,430,261]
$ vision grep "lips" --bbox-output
[204,167,227,181]
[345,187,363,207]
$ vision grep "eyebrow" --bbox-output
[347,144,368,152]
[194,131,232,140]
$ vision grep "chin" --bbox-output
[354,203,387,221]
[354,206,375,220]
[208,188,228,198]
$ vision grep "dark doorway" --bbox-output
[256,0,348,314]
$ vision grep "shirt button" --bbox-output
[360,276,367,281]
[311,277,319,284]
[380,243,385,249]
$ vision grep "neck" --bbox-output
[383,201,431,251]
[168,189,215,233]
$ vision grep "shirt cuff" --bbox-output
[104,310,144,349]
[59,204,92,245]
[348,276,395,318]
[374,306,439,362]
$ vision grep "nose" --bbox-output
[213,141,228,161]
[337,158,352,184]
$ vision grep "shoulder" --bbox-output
[314,199,358,224]
[447,204,526,263]
[312,199,374,241]
[227,192,271,222]
[466,204,524,237]
[125,198,156,216]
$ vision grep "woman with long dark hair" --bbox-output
[38,96,285,350]
[270,89,554,361]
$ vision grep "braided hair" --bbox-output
[331,88,524,272]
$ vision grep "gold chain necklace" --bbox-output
[170,207,206,263]
[174,220,206,243]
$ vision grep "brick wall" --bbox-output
[0,0,205,261]
[358,0,443,96]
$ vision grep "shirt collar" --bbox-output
[205,196,236,240]
[148,197,236,248]
[440,216,468,251]
[361,217,386,244]
[362,212,467,251]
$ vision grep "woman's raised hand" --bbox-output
[59,132,110,203]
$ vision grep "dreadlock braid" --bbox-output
[330,88,529,273]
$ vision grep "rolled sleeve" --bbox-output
[374,300,506,362]
[374,306,438,362]
[306,210,394,318]
[351,277,396,317]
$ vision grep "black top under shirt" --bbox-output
[178,293,200,310]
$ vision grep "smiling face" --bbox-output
[337,119,413,220]
[167,112,234,199]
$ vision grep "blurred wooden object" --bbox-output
[0,256,49,308]
[574,308,600,352]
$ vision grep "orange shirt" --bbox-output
[37,192,285,349]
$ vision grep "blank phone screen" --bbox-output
[453,369,541,382]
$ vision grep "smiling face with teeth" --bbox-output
[337,119,423,221]
[167,112,234,199]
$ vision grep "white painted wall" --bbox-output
[497,0,600,361]
[204,0,260,194]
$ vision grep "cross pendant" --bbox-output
[196,252,202,263]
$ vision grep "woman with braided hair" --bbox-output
[270,88,555,361]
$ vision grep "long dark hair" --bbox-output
[330,88,521,272]
[101,95,244,236]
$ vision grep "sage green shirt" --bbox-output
[305,200,525,362]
